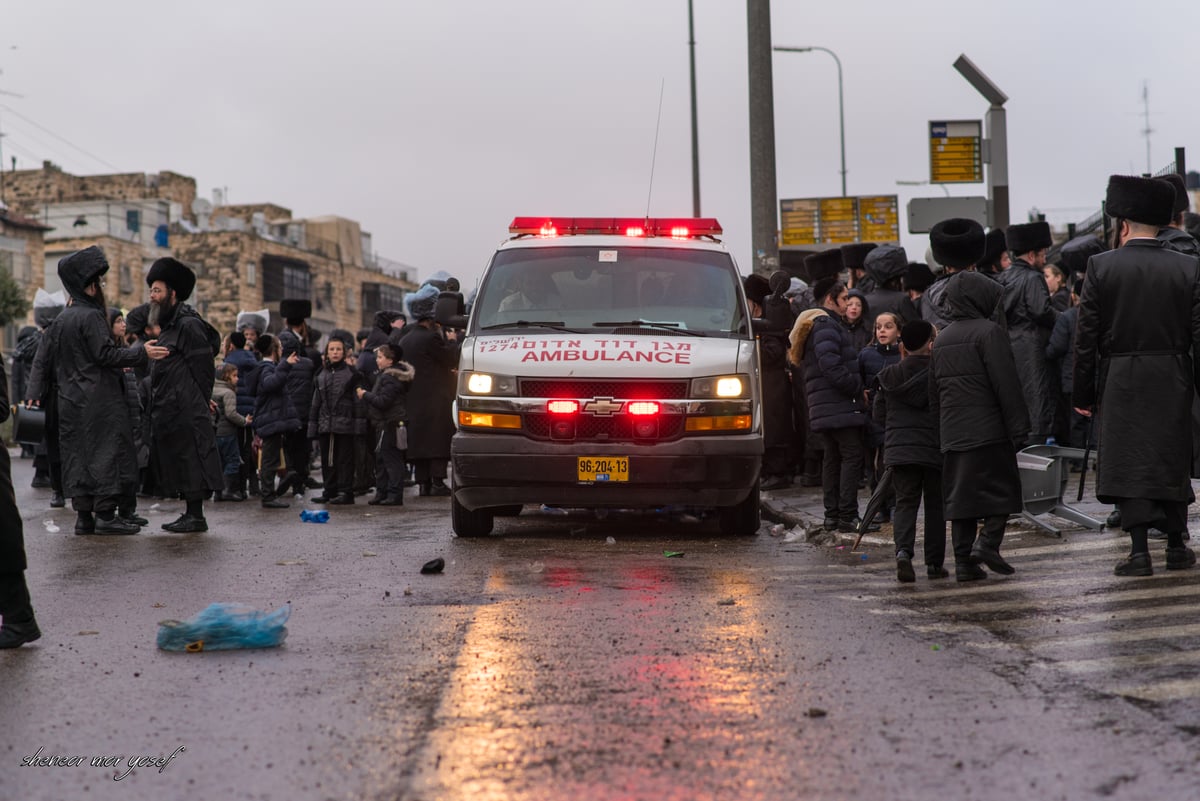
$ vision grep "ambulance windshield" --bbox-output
[474,247,747,337]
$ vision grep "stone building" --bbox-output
[0,205,50,349]
[2,161,417,337]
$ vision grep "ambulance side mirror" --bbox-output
[435,291,468,329]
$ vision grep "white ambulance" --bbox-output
[441,216,764,537]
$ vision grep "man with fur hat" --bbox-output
[839,242,877,293]
[1156,173,1199,257]
[1075,175,1200,576]
[791,250,873,532]
[398,287,460,496]
[235,308,268,351]
[923,218,988,329]
[976,228,1009,279]
[998,220,1058,446]
[39,247,168,534]
[280,298,322,366]
[146,257,225,532]
[861,245,919,330]
[745,273,795,491]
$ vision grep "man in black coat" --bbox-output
[1074,175,1200,576]
[1156,173,1200,257]
[861,245,919,330]
[998,220,1058,446]
[399,292,460,496]
[0,358,41,648]
[929,220,1030,582]
[745,272,795,491]
[146,257,224,532]
[43,247,167,534]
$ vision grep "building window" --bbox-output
[246,262,257,286]
[346,287,357,311]
[261,255,311,303]
[119,264,133,294]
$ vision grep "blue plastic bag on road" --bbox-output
[156,603,291,652]
[300,509,330,523]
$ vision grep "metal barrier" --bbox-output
[1016,445,1104,536]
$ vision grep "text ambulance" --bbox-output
[442,217,764,537]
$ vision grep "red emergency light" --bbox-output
[510,217,723,239]
[547,400,580,415]
[626,401,660,416]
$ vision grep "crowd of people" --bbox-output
[751,172,1200,585]
[0,257,463,648]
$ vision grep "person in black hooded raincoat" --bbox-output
[1075,175,1200,577]
[928,225,1030,582]
[397,287,460,496]
[41,247,166,534]
[145,257,224,532]
[0,357,41,648]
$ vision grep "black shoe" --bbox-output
[120,513,150,526]
[1165,547,1196,571]
[50,492,65,508]
[367,494,388,506]
[1114,552,1152,576]
[261,496,290,509]
[74,512,95,535]
[95,516,139,535]
[304,477,324,489]
[377,495,404,506]
[326,493,355,505]
[822,517,838,531]
[927,565,950,579]
[970,542,1015,575]
[310,494,330,504]
[421,483,451,498]
[896,553,916,583]
[30,474,51,489]
[1106,509,1122,529]
[799,473,822,487]
[404,478,418,488]
[956,563,987,582]
[0,620,41,649]
[1148,527,1168,541]
[839,517,879,534]
[162,514,208,533]
[759,475,793,491]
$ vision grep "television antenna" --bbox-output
[1140,81,1153,175]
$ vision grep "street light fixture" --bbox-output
[773,45,846,197]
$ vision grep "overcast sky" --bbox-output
[4,1,1198,290]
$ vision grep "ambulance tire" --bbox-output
[718,484,760,536]
[452,495,494,538]
[493,505,524,517]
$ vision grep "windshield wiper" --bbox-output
[480,320,581,333]
[592,319,705,336]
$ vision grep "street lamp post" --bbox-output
[773,45,846,197]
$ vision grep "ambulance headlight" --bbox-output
[461,372,518,396]
[690,375,749,399]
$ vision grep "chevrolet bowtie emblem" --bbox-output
[582,397,623,416]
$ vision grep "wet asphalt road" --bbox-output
[4,452,1200,801]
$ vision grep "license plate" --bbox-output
[577,456,629,483]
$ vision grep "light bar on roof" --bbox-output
[509,217,722,238]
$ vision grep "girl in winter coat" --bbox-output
[355,343,415,505]
[843,290,872,352]
[858,311,903,518]
[308,338,364,504]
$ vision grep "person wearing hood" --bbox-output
[874,319,947,582]
[998,220,1058,446]
[920,227,985,331]
[861,245,919,330]
[145,257,224,532]
[39,247,168,534]
[400,289,460,496]
[0,361,41,648]
[1075,175,1200,576]
[929,228,1029,582]
[356,343,415,505]
[791,251,872,533]
[23,289,66,493]
[842,289,872,352]
[276,330,317,497]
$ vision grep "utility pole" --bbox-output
[687,0,701,217]
[746,0,778,274]
[1141,81,1153,175]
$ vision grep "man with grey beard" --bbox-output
[145,258,224,532]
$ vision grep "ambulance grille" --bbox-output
[524,414,686,441]
[519,379,688,399]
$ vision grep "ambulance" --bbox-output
[441,216,764,537]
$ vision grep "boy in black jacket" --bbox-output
[874,320,946,582]
[356,344,415,506]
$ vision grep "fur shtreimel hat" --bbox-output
[1106,175,1175,227]
[743,273,770,305]
[1058,234,1106,275]
[146,257,197,302]
[279,298,312,323]
[929,218,986,269]
[900,319,934,352]
[903,262,935,292]
[980,228,1008,267]
[1156,173,1189,216]
[1005,221,1052,255]
[838,242,877,272]
[236,309,269,334]
[803,249,844,283]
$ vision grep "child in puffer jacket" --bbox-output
[355,343,415,506]
[308,337,364,505]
